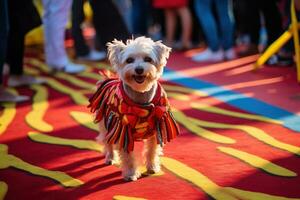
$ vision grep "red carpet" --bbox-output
[1,49,300,200]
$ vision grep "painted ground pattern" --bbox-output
[1,54,300,200]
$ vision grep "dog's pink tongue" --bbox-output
[134,75,146,84]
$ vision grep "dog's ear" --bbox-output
[107,39,126,69]
[154,40,172,67]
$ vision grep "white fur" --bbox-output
[97,37,171,181]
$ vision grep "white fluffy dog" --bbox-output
[89,36,179,181]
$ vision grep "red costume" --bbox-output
[88,78,179,152]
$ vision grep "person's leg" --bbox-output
[177,6,192,49]
[42,0,85,73]
[237,0,260,56]
[0,0,9,85]
[6,0,24,77]
[42,0,71,68]
[215,0,234,50]
[71,0,90,57]
[89,0,130,48]
[131,0,149,36]
[260,0,283,46]
[194,0,220,51]
[164,8,177,47]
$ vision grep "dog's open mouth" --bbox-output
[133,75,146,84]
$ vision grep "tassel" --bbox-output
[118,125,127,150]
[105,112,114,129]
[159,119,167,144]
[156,120,163,147]
[164,115,176,142]
[106,120,121,144]
[167,111,180,137]
[89,79,118,112]
[123,128,129,151]
[127,128,134,152]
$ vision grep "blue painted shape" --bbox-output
[163,68,300,132]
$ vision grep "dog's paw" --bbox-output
[123,170,141,181]
[105,157,119,165]
[146,164,161,174]
[105,159,113,165]
[124,175,138,181]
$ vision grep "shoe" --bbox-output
[224,48,237,60]
[0,88,29,103]
[192,48,224,62]
[8,75,46,87]
[52,62,86,74]
[77,50,106,61]
[238,44,259,57]
[64,62,85,73]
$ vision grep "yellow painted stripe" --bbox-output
[0,89,17,135]
[90,62,111,70]
[0,144,83,188]
[79,71,102,80]
[224,187,300,200]
[24,66,40,76]
[161,157,238,200]
[26,85,53,132]
[46,78,88,105]
[189,118,300,156]
[113,195,147,200]
[27,58,98,87]
[173,109,236,144]
[217,147,297,177]
[162,84,207,97]
[25,58,102,94]
[0,181,8,200]
[55,72,95,90]
[167,92,190,101]
[26,58,51,73]
[191,102,282,125]
[28,131,103,152]
[70,111,98,132]
[161,156,300,200]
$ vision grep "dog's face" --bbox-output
[107,37,171,93]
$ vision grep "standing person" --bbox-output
[237,0,283,57]
[88,0,130,47]
[192,0,236,62]
[131,0,150,36]
[153,0,192,50]
[0,0,23,102]
[5,0,45,88]
[0,0,9,101]
[71,0,106,61]
[42,0,85,73]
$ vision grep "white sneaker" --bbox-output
[192,48,224,62]
[224,48,237,60]
[77,50,106,61]
[63,62,85,74]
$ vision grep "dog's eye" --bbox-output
[144,57,152,63]
[126,57,134,63]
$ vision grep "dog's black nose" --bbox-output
[135,67,144,74]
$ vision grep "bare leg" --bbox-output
[177,6,192,49]
[164,8,177,47]
[144,135,162,174]
[119,150,140,181]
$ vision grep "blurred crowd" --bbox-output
[0,0,299,102]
